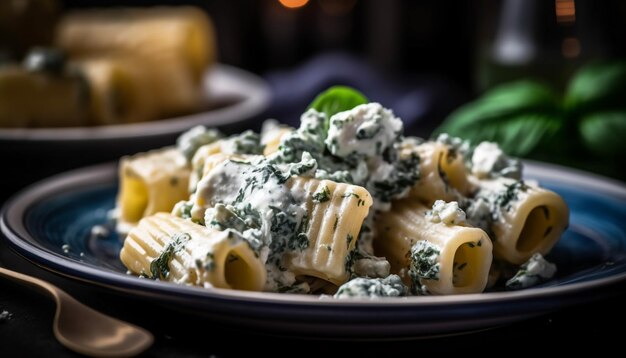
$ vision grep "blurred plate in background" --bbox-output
[0,63,270,200]
[0,63,270,143]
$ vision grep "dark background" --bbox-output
[2,1,626,356]
[2,0,624,198]
[61,0,626,95]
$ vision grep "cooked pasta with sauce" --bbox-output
[115,87,570,298]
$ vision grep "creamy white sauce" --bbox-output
[193,154,313,291]
[367,157,395,186]
[264,264,299,292]
[196,160,250,207]
[166,97,557,297]
[176,231,218,287]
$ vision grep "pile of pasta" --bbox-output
[0,6,216,128]
[115,100,569,297]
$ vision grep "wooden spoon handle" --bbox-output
[0,267,61,302]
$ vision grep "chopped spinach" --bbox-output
[409,240,441,283]
[150,232,191,280]
[312,185,331,203]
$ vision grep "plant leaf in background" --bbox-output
[567,60,626,165]
[579,111,626,157]
[308,85,368,129]
[566,61,626,113]
[433,81,563,156]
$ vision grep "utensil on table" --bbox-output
[0,266,153,357]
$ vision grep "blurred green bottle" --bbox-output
[475,0,623,93]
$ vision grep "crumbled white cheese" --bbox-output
[176,125,222,161]
[193,154,312,291]
[409,240,441,282]
[0,310,12,322]
[334,274,407,299]
[464,197,492,232]
[505,253,557,290]
[264,263,302,293]
[426,200,466,225]
[471,142,502,178]
[352,255,391,278]
[471,141,521,179]
[325,103,403,158]
[436,133,470,154]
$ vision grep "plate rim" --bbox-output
[1,160,626,309]
[0,63,271,142]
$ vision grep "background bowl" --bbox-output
[0,63,270,202]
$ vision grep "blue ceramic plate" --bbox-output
[2,161,626,339]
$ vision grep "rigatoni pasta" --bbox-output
[260,120,294,156]
[116,147,190,233]
[1,6,218,129]
[468,177,569,265]
[0,66,88,128]
[114,89,569,298]
[56,6,215,117]
[56,6,216,83]
[72,57,156,125]
[285,177,372,285]
[375,199,492,294]
[407,140,475,205]
[121,212,266,291]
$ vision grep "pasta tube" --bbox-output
[73,57,156,125]
[56,6,214,116]
[189,142,253,192]
[56,6,216,82]
[286,177,373,285]
[144,62,202,118]
[0,66,87,127]
[190,142,228,187]
[471,178,569,265]
[191,154,373,286]
[407,141,475,205]
[261,124,293,156]
[120,212,266,291]
[375,199,492,294]
[116,147,190,233]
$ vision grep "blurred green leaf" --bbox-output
[579,111,626,157]
[434,81,563,156]
[308,85,368,126]
[566,61,626,113]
